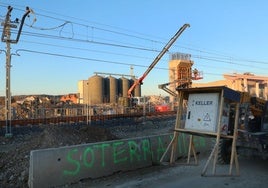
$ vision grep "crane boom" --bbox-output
[127,23,190,98]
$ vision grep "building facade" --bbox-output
[192,73,268,100]
[223,73,268,99]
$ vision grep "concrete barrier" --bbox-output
[28,133,210,188]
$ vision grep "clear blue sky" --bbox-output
[1,0,268,96]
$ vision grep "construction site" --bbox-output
[1,3,268,188]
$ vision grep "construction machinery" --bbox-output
[124,23,190,107]
[218,93,268,163]
[157,54,203,112]
[158,66,203,98]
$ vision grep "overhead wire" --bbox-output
[11,47,240,78]
[1,3,265,66]
[15,48,169,71]
[24,21,72,31]
[19,39,155,61]
[1,38,266,78]
[18,30,160,52]
[5,28,268,68]
[1,2,161,45]
[0,2,265,65]
[4,4,233,62]
[1,3,268,78]
[14,48,224,78]
[1,25,268,76]
[12,37,265,75]
[12,40,263,74]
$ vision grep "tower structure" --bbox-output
[169,53,193,103]
[168,52,202,103]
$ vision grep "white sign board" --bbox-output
[185,93,219,132]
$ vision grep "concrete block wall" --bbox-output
[28,133,210,188]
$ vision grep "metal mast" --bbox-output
[1,6,31,137]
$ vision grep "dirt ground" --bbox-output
[0,116,175,188]
[0,124,118,188]
[1,115,267,188]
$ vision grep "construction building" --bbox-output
[168,52,202,102]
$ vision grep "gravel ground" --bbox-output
[75,156,268,188]
[0,115,175,188]
[1,114,268,188]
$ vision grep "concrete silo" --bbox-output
[103,77,109,103]
[121,77,129,98]
[88,75,104,104]
[117,77,130,107]
[118,77,129,98]
[130,78,141,97]
[108,76,118,103]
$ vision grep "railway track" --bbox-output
[0,111,176,127]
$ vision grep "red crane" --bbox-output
[127,23,190,98]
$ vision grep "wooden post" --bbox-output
[187,135,198,164]
[228,103,240,175]
[160,91,183,164]
[201,143,217,176]
[170,91,184,163]
[212,90,224,175]
[160,87,240,177]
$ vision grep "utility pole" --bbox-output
[1,6,31,137]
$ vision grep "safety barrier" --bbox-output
[28,133,210,188]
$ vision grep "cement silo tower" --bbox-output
[168,52,202,102]
[108,76,118,103]
[118,77,129,98]
[130,78,141,97]
[79,71,141,105]
[88,74,104,104]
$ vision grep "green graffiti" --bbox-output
[94,143,110,167]
[142,139,151,161]
[113,141,127,164]
[156,136,167,160]
[83,147,94,168]
[64,148,80,176]
[63,133,208,177]
[128,140,142,162]
[181,133,187,154]
[168,133,207,155]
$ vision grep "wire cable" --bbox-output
[15,49,169,71]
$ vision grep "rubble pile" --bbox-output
[0,124,118,187]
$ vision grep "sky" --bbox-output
[0,0,268,96]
